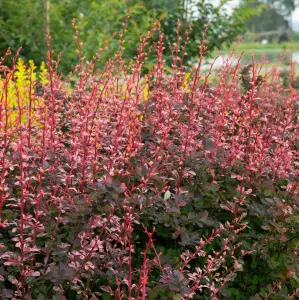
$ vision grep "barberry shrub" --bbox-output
[0,22,299,300]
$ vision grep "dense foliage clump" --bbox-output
[0,23,299,299]
[0,0,256,73]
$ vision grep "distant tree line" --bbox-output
[242,0,298,36]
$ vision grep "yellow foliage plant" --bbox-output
[0,59,48,128]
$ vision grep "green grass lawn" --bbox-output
[226,42,299,52]
[208,42,299,69]
[205,42,299,80]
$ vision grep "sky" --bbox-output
[292,7,299,21]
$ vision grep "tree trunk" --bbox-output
[44,0,50,39]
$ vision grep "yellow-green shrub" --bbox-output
[0,59,48,127]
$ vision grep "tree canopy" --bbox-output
[244,0,290,33]
[265,0,299,17]
[0,0,256,73]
